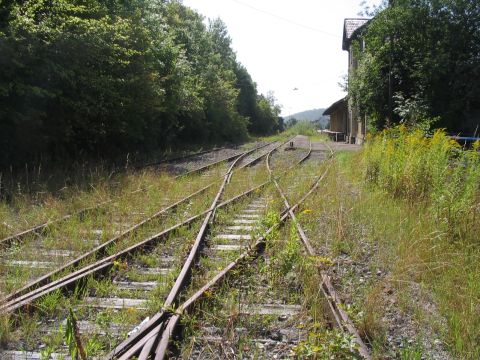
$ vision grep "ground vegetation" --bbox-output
[0,0,281,168]
[301,128,480,358]
[351,0,480,133]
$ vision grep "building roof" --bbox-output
[342,18,369,50]
[323,97,347,116]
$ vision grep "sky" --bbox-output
[182,0,381,116]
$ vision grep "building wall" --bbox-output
[330,105,347,133]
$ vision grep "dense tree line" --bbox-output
[350,0,480,133]
[0,0,281,167]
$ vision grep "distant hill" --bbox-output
[284,108,329,129]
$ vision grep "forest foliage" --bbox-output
[350,0,480,133]
[0,0,282,167]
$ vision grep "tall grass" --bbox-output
[291,127,480,358]
[285,120,318,137]
[355,127,480,357]
[362,126,480,241]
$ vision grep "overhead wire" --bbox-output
[228,0,341,38]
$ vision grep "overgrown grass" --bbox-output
[300,127,480,359]
[0,167,222,297]
[0,158,231,352]
[176,153,353,358]
[285,120,318,137]
[361,127,480,358]
[0,141,303,355]
[363,126,480,241]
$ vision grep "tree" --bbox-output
[0,0,281,167]
[350,0,480,133]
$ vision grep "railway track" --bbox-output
[268,141,371,359]
[0,144,267,250]
[0,144,272,300]
[0,137,371,359]
[103,140,290,359]
[140,146,230,169]
[107,137,371,360]
[103,138,325,359]
[0,141,283,359]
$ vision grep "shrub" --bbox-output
[361,125,480,240]
[285,120,318,137]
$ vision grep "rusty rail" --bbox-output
[175,142,273,179]
[0,182,272,314]
[0,183,214,305]
[140,146,228,169]
[106,140,286,358]
[0,143,278,314]
[145,151,331,360]
[0,143,271,250]
[267,141,371,359]
[108,139,310,359]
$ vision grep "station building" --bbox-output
[324,18,369,144]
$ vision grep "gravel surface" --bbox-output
[157,142,270,176]
[310,204,454,359]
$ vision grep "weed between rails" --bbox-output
[0,160,226,240]
[1,213,204,355]
[0,169,222,297]
[0,162,231,354]
[223,166,269,200]
[176,159,360,358]
[0,149,290,356]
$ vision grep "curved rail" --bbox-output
[0,182,214,305]
[0,143,278,314]
[267,140,371,359]
[173,142,271,179]
[0,143,271,249]
[1,142,275,307]
[145,149,331,360]
[139,146,228,169]
[106,140,286,358]
[109,138,316,359]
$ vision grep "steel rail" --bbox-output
[266,141,315,253]
[0,182,214,305]
[1,142,274,305]
[103,181,271,359]
[150,152,332,360]
[140,146,228,169]
[174,142,273,179]
[0,143,271,250]
[0,144,277,314]
[110,138,304,359]
[226,137,297,183]
[267,142,371,359]
[107,141,286,359]
[270,136,312,171]
[0,171,200,250]
[0,181,271,315]
[138,164,234,357]
[138,140,286,358]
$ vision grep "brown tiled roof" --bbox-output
[342,18,369,50]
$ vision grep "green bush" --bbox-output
[362,125,480,240]
[285,120,317,137]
